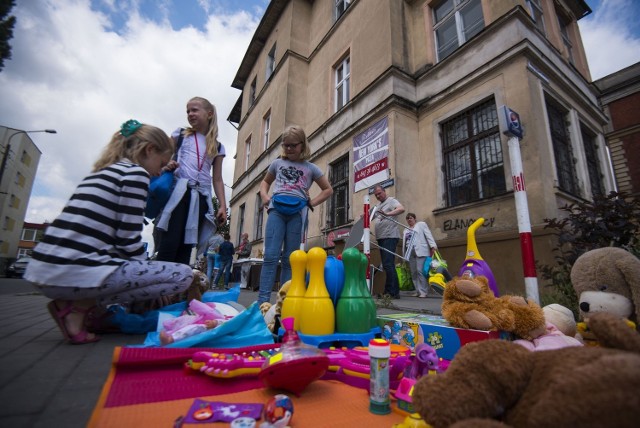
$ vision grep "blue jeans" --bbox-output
[257,210,302,305]
[213,257,233,288]
[206,253,217,284]
[378,238,399,297]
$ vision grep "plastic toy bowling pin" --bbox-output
[336,248,375,333]
[457,217,500,296]
[299,247,335,335]
[361,251,378,328]
[281,250,307,330]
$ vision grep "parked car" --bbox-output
[6,257,32,278]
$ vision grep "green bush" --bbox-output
[537,191,640,319]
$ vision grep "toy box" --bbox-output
[377,313,512,360]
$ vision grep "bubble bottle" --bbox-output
[369,338,391,415]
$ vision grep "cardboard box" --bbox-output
[377,313,512,360]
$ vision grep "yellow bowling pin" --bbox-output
[299,247,335,335]
[281,249,307,330]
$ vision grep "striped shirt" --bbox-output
[25,160,149,288]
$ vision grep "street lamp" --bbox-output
[0,129,57,188]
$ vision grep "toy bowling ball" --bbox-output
[260,394,293,428]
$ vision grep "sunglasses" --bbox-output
[281,142,302,149]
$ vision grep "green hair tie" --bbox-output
[120,119,142,137]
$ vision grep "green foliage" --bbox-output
[538,191,640,318]
[211,196,230,235]
[0,0,16,72]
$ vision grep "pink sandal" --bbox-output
[47,301,101,345]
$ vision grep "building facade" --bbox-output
[0,127,42,268]
[594,61,640,198]
[227,0,612,296]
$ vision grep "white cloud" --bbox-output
[0,0,259,235]
[579,0,640,80]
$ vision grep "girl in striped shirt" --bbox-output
[25,120,194,344]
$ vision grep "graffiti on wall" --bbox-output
[443,217,495,231]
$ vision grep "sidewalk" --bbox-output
[0,280,441,427]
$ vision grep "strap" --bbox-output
[433,250,443,262]
[173,128,185,161]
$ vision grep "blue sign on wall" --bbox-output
[501,105,524,139]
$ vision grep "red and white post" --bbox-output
[363,194,372,291]
[507,136,540,304]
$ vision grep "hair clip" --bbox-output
[120,119,142,137]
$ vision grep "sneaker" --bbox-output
[391,295,401,299]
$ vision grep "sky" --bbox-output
[1,0,639,248]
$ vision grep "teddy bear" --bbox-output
[570,247,640,343]
[412,311,640,428]
[441,275,546,340]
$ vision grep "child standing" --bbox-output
[155,96,227,265]
[213,233,235,289]
[257,125,333,305]
[25,120,195,344]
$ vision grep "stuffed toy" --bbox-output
[571,248,640,343]
[412,312,640,428]
[512,304,583,351]
[260,280,291,333]
[441,275,546,340]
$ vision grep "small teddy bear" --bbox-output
[571,247,640,344]
[441,275,546,340]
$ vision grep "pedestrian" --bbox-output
[24,120,194,344]
[213,233,235,289]
[404,212,438,298]
[371,184,405,299]
[236,232,252,259]
[257,125,333,305]
[155,96,227,265]
[206,232,224,285]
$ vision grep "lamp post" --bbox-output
[0,129,57,189]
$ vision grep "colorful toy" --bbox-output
[392,413,430,428]
[299,247,335,335]
[457,217,500,296]
[324,254,345,306]
[260,394,293,428]
[159,299,236,345]
[183,399,263,424]
[395,343,446,414]
[336,247,377,333]
[441,275,546,340]
[280,250,307,330]
[412,312,640,428]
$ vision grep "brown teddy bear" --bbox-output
[571,247,640,332]
[412,311,640,428]
[441,275,546,340]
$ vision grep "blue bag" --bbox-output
[271,194,308,215]
[421,256,433,278]
[144,129,184,219]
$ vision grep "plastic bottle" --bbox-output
[368,338,391,415]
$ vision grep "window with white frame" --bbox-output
[442,98,506,207]
[580,124,604,197]
[335,0,351,20]
[433,0,485,61]
[249,77,257,106]
[262,112,271,151]
[17,248,31,258]
[328,155,350,227]
[21,228,37,241]
[335,56,350,111]
[254,193,265,240]
[245,135,252,171]
[526,0,545,34]
[545,97,579,195]
[266,43,276,80]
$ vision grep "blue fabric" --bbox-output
[141,301,274,348]
[378,238,400,297]
[421,256,433,278]
[145,171,175,219]
[257,209,302,305]
[271,194,307,215]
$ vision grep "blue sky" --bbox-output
[1,0,639,248]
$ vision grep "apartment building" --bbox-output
[227,0,611,295]
[0,127,42,268]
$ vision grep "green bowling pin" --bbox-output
[336,248,374,333]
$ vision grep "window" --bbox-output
[262,112,271,150]
[581,125,604,197]
[9,194,18,208]
[557,10,574,64]
[335,0,351,20]
[237,203,245,245]
[526,0,545,33]
[433,0,484,61]
[546,98,579,195]
[244,136,252,171]
[335,56,350,111]
[442,98,506,207]
[17,248,31,258]
[249,77,257,106]
[254,193,265,240]
[266,43,276,80]
[21,228,37,241]
[15,171,24,186]
[328,155,350,227]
